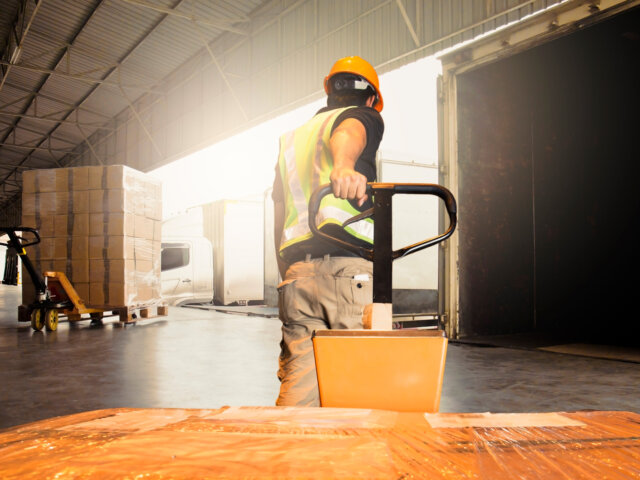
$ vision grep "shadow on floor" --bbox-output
[453,332,640,363]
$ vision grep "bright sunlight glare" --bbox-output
[151,56,441,219]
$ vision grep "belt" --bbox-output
[281,237,366,265]
[283,249,360,265]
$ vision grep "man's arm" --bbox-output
[329,117,369,207]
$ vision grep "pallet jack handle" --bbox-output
[309,182,457,305]
[0,226,46,295]
[309,183,457,261]
[0,226,41,249]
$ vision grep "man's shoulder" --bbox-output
[346,106,382,123]
[331,106,384,139]
[318,105,381,120]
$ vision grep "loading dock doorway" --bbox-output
[443,4,640,347]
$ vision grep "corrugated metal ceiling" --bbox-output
[0,0,265,213]
[0,0,567,219]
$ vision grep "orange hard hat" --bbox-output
[324,56,383,112]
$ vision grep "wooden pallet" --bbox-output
[17,303,168,326]
[115,304,168,325]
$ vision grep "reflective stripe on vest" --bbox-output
[278,107,374,256]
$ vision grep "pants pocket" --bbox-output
[350,277,372,307]
[277,279,295,321]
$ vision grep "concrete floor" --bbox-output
[1,284,638,430]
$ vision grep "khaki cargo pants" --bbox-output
[276,255,373,407]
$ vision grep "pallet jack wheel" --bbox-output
[90,312,104,326]
[30,309,45,332]
[44,309,59,331]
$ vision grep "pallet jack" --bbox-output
[0,227,106,332]
[308,183,457,412]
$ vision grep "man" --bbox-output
[272,56,384,406]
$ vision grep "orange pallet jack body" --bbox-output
[43,271,104,317]
[314,329,448,412]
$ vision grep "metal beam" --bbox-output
[2,178,22,188]
[0,141,78,155]
[118,0,250,34]
[396,0,421,48]
[0,118,83,148]
[118,84,162,157]
[0,164,31,171]
[0,0,43,92]
[3,79,113,120]
[75,121,104,165]
[25,28,122,67]
[0,92,31,110]
[192,20,248,121]
[0,110,115,130]
[0,60,164,94]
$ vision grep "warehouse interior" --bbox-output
[1,0,640,477]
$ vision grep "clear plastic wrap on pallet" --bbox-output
[21,165,162,309]
[0,407,639,479]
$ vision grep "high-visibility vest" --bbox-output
[277,106,374,256]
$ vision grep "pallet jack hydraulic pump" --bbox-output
[308,182,457,412]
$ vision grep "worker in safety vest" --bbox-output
[272,56,384,406]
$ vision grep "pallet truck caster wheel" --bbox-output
[30,309,45,332]
[90,312,104,327]
[44,309,59,331]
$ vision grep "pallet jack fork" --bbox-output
[308,183,457,412]
[0,227,105,332]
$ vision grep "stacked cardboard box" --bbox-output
[21,165,162,309]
